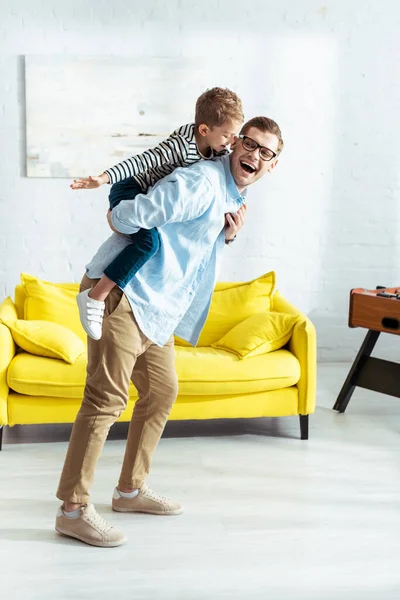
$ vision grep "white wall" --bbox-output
[1,0,399,361]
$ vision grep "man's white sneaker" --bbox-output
[55,503,127,547]
[112,484,183,515]
[77,289,105,340]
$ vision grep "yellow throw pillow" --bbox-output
[2,318,85,364]
[0,297,19,324]
[211,311,298,359]
[196,271,276,346]
[21,273,85,341]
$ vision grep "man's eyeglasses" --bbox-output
[238,135,277,162]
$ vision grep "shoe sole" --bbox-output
[55,526,127,548]
[112,505,183,516]
[76,292,102,341]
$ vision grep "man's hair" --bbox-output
[195,87,244,128]
[240,116,284,154]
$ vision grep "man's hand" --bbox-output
[70,173,110,190]
[107,209,119,233]
[225,204,247,242]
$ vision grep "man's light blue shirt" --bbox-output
[85,154,245,346]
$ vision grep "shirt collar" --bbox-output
[221,153,247,205]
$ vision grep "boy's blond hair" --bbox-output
[241,117,284,154]
[195,87,244,128]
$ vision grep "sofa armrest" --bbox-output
[0,322,15,425]
[272,291,317,415]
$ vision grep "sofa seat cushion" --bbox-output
[7,352,140,399]
[175,347,300,395]
[7,347,300,398]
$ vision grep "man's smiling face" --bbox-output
[230,126,280,192]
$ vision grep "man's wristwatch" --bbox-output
[225,235,236,245]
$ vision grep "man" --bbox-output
[55,116,283,547]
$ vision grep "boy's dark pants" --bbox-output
[104,177,160,288]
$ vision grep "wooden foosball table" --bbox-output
[333,286,400,412]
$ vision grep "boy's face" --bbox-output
[230,126,280,191]
[202,120,243,153]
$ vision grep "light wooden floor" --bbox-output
[1,363,400,599]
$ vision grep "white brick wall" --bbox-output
[1,0,399,361]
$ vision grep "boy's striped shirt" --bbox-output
[105,123,226,191]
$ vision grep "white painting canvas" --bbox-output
[25,56,247,178]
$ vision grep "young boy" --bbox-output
[71,87,244,340]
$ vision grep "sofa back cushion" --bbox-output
[211,311,299,358]
[5,319,85,364]
[20,274,84,341]
[15,285,26,319]
[195,271,276,346]
[17,271,275,348]
[0,296,19,323]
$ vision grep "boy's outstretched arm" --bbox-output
[70,130,190,190]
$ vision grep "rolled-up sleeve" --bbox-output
[111,168,213,234]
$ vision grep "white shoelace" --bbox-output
[83,505,112,533]
[142,487,171,508]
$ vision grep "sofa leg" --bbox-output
[0,426,3,451]
[299,415,309,440]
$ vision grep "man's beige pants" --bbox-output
[56,275,178,503]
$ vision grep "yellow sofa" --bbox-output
[0,272,316,449]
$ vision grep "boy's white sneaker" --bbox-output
[77,289,105,340]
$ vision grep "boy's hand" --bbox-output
[225,204,247,241]
[70,173,110,190]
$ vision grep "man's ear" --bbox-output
[198,124,209,137]
[230,137,239,149]
[269,159,279,172]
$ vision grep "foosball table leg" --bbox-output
[333,329,380,413]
